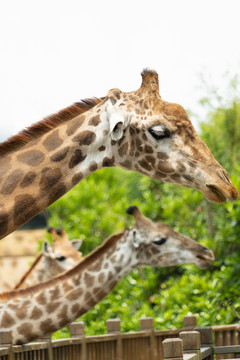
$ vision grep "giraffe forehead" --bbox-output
[106,90,192,133]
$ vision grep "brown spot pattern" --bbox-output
[35,291,47,305]
[66,117,85,136]
[17,150,45,166]
[50,147,69,162]
[158,161,174,173]
[145,145,153,153]
[40,318,55,333]
[119,160,131,169]
[138,159,152,172]
[14,194,39,226]
[30,306,43,320]
[136,138,143,152]
[66,288,83,301]
[57,305,68,327]
[17,323,34,336]
[63,282,74,293]
[1,311,15,327]
[98,145,106,151]
[114,265,121,273]
[171,174,181,182]
[49,287,60,301]
[43,130,63,151]
[16,307,27,320]
[20,172,36,188]
[118,142,128,157]
[46,302,61,314]
[71,303,81,314]
[1,169,23,195]
[69,149,87,168]
[88,115,101,127]
[157,152,169,160]
[89,162,98,172]
[73,130,96,146]
[72,172,84,186]
[48,182,67,206]
[98,272,105,283]
[40,167,62,191]
[154,171,167,179]
[146,156,155,166]
[102,157,115,167]
[84,272,94,287]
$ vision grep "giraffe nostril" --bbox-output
[217,170,231,185]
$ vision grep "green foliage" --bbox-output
[50,82,240,340]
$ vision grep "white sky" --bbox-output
[0,0,240,141]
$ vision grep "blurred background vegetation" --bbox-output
[46,76,240,338]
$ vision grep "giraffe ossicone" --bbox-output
[0,206,214,344]
[0,68,238,239]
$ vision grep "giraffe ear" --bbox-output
[132,229,144,248]
[42,241,52,255]
[71,239,83,250]
[108,112,125,140]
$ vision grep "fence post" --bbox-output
[140,317,158,360]
[195,326,213,360]
[70,322,86,360]
[0,330,13,360]
[183,315,197,329]
[38,334,53,360]
[107,319,122,360]
[162,338,183,360]
[179,331,201,360]
[107,319,121,333]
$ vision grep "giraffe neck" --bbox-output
[14,253,46,290]
[0,230,137,344]
[0,105,114,239]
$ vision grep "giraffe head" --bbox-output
[126,206,214,269]
[104,69,238,203]
[42,227,83,278]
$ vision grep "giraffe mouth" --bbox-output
[206,184,227,203]
[196,250,215,268]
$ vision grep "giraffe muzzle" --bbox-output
[196,249,215,269]
[205,183,238,203]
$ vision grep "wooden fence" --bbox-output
[0,315,240,360]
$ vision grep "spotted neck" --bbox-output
[14,253,45,290]
[0,104,114,239]
[0,230,136,344]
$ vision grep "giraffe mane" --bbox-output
[13,252,43,290]
[0,230,126,302]
[0,97,104,156]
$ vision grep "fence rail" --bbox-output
[0,315,240,360]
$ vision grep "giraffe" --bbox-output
[0,69,238,239]
[14,227,83,290]
[0,206,215,344]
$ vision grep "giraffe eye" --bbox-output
[148,127,170,140]
[153,238,167,245]
[56,256,66,262]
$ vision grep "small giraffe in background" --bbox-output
[0,206,214,344]
[14,227,83,290]
[0,69,238,239]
